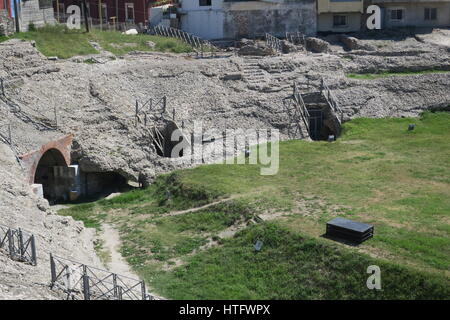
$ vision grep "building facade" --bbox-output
[178,0,317,40]
[53,0,150,26]
[317,0,364,32]
[371,0,450,28]
[0,0,12,17]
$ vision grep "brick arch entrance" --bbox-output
[20,135,73,201]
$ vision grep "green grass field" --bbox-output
[347,70,450,80]
[59,111,450,299]
[0,25,192,59]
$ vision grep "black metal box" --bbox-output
[326,217,374,244]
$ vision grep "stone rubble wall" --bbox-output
[0,9,14,36]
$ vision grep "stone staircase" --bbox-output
[241,57,269,87]
[282,97,310,140]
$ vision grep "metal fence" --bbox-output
[321,78,343,125]
[134,95,170,155]
[0,224,37,266]
[148,25,217,56]
[265,33,282,53]
[60,17,146,33]
[293,81,311,134]
[285,32,306,46]
[135,95,168,127]
[50,254,150,300]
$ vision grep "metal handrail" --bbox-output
[0,224,37,266]
[149,25,217,54]
[265,33,282,53]
[321,79,343,124]
[293,82,311,134]
[50,254,149,300]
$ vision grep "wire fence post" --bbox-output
[18,228,24,260]
[7,229,14,257]
[113,273,118,299]
[82,265,90,300]
[50,254,57,287]
[141,281,146,300]
[0,78,4,97]
[30,235,37,266]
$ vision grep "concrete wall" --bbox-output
[223,1,317,38]
[180,10,225,39]
[19,0,56,32]
[179,0,316,40]
[373,2,450,28]
[149,4,171,27]
[318,12,362,32]
[318,0,363,13]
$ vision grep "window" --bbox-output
[125,3,135,22]
[38,0,53,9]
[333,15,348,27]
[424,8,437,21]
[199,0,212,6]
[390,9,403,21]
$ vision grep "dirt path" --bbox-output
[100,223,139,279]
[165,197,238,217]
[99,223,166,299]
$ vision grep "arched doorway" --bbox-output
[34,148,72,202]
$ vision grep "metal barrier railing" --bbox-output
[0,224,37,266]
[50,254,151,300]
[282,82,311,139]
[148,25,217,57]
[135,95,167,126]
[265,33,282,53]
[293,82,311,134]
[321,78,343,125]
[285,31,307,52]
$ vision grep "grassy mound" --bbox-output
[2,24,192,58]
[150,223,450,299]
[60,112,450,299]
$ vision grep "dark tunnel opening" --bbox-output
[34,148,70,203]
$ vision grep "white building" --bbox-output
[178,0,317,40]
[19,0,56,31]
[371,0,450,29]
